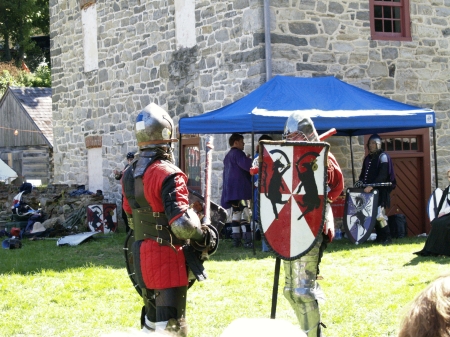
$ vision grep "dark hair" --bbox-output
[258,135,273,142]
[126,152,135,159]
[229,133,244,147]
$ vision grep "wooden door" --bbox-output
[388,157,425,235]
[366,129,431,236]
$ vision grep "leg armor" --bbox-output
[376,206,388,228]
[284,235,323,337]
[241,219,253,248]
[376,206,392,245]
[231,202,243,247]
[142,286,188,336]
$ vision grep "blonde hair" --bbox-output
[398,274,450,337]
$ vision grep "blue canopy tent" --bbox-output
[179,75,437,184]
[179,75,435,136]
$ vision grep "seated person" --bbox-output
[415,169,450,256]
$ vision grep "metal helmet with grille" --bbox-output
[367,133,382,151]
[283,111,319,142]
[135,103,177,151]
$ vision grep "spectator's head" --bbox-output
[135,103,177,151]
[229,133,244,149]
[283,111,318,142]
[398,273,450,337]
[257,135,273,152]
[126,152,135,163]
[367,134,382,153]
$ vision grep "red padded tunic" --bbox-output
[123,159,190,289]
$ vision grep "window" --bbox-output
[382,136,418,151]
[81,2,98,72]
[181,137,202,194]
[369,0,411,41]
[175,0,196,48]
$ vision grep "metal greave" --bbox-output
[283,235,323,337]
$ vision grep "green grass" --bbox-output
[0,233,448,337]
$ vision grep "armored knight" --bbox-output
[283,111,344,337]
[122,103,218,336]
[355,133,396,245]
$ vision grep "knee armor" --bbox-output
[283,236,323,337]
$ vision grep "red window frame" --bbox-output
[369,0,412,41]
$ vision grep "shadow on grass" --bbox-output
[325,236,429,252]
[2,232,441,275]
[0,233,127,275]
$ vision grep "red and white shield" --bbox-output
[258,141,329,260]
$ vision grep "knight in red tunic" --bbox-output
[122,103,218,336]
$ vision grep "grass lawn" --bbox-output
[0,232,448,337]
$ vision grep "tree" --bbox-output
[0,0,50,70]
[0,61,51,96]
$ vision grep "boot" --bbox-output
[380,225,392,246]
[243,232,253,248]
[232,233,242,247]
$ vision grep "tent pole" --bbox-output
[178,133,182,169]
[350,135,355,185]
[251,132,256,255]
[433,127,438,188]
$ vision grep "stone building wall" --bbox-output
[49,0,450,207]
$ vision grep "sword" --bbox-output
[362,182,392,187]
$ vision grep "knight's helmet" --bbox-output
[367,133,382,152]
[283,111,319,142]
[135,103,177,151]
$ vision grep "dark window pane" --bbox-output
[394,138,402,150]
[184,146,201,191]
[411,138,418,150]
[374,5,383,18]
[385,138,394,151]
[385,20,393,32]
[384,6,392,18]
[393,0,400,2]
[402,138,411,150]
[375,19,383,31]
[393,7,401,18]
[393,20,401,32]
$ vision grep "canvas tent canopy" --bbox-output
[179,75,435,136]
[0,159,18,184]
[178,75,437,185]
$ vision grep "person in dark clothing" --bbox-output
[355,134,396,245]
[415,169,450,256]
[221,133,253,248]
[114,152,135,232]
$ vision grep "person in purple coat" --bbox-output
[221,133,253,247]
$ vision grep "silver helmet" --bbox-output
[367,134,382,152]
[135,103,177,150]
[283,111,319,142]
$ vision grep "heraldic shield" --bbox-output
[343,188,379,244]
[258,140,329,260]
